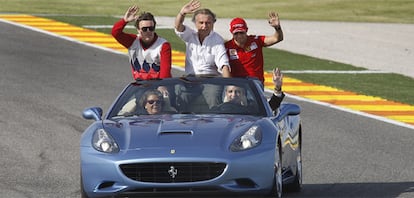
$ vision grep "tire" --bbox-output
[285,135,302,192]
[269,143,282,198]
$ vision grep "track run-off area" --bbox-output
[1,14,413,129]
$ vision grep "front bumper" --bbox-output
[80,146,275,198]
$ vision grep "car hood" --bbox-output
[104,114,260,153]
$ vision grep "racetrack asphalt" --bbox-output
[1,14,413,128]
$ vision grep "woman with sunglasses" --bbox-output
[138,89,164,115]
[112,5,172,81]
[138,89,178,115]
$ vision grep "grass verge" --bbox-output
[2,0,414,23]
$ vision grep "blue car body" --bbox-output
[80,77,302,198]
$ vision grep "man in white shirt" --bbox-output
[174,0,231,109]
[175,0,230,77]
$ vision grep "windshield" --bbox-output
[107,78,267,118]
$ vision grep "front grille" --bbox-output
[120,162,226,183]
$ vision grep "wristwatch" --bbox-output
[274,87,282,96]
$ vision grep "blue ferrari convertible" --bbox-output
[80,77,302,198]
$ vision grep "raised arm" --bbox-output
[273,68,283,94]
[263,11,284,47]
[269,68,285,111]
[112,5,140,48]
[175,0,201,32]
[123,5,139,23]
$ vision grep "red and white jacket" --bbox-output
[112,19,172,80]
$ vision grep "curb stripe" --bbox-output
[1,14,412,128]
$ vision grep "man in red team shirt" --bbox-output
[225,12,285,111]
[225,12,283,84]
[112,5,172,81]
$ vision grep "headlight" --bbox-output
[92,129,119,153]
[230,125,262,152]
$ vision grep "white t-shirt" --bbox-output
[175,25,230,76]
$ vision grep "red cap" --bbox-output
[230,17,248,34]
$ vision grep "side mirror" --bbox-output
[82,107,103,121]
[274,103,301,121]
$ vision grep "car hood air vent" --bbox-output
[158,130,193,135]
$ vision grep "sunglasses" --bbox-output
[147,100,162,105]
[141,26,155,32]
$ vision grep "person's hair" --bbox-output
[139,89,163,109]
[135,12,157,29]
[192,8,217,23]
